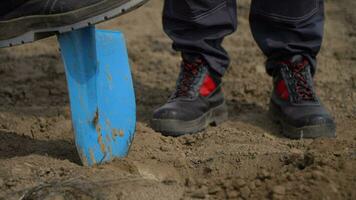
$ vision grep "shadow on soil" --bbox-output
[0,131,81,164]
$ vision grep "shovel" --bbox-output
[58,26,136,166]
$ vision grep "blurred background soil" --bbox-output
[0,0,355,199]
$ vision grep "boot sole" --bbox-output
[150,103,229,137]
[269,103,336,139]
[0,0,149,48]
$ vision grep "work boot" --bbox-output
[0,0,149,47]
[151,56,228,137]
[270,55,336,139]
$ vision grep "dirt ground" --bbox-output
[0,0,355,199]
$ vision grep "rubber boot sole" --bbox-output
[269,102,336,139]
[151,103,229,137]
[0,0,149,48]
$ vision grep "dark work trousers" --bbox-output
[163,0,324,76]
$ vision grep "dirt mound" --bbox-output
[0,0,355,199]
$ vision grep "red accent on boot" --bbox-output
[199,75,217,97]
[276,80,289,101]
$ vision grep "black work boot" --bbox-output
[151,57,228,137]
[270,55,336,139]
[0,0,149,47]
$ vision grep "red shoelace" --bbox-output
[175,59,203,98]
[277,58,316,102]
[292,59,315,101]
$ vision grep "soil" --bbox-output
[0,0,355,199]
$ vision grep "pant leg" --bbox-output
[163,0,237,76]
[249,0,325,76]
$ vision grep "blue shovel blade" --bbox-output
[58,26,136,166]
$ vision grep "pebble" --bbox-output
[272,185,286,195]
[0,123,8,129]
[329,181,339,193]
[160,137,169,143]
[191,190,206,199]
[162,179,176,185]
[227,190,239,199]
[38,117,46,125]
[262,133,275,140]
[249,181,256,190]
[208,186,220,194]
[240,186,251,199]
[290,148,304,156]
[311,170,325,181]
[286,174,295,181]
[258,169,271,180]
[4,178,16,187]
[254,179,262,187]
[234,179,246,188]
[183,137,196,145]
[184,177,193,187]
[159,146,169,152]
[173,158,186,168]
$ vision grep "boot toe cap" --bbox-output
[153,107,198,121]
[153,108,179,119]
[293,114,335,127]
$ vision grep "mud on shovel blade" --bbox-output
[58,26,136,166]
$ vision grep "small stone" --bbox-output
[254,179,262,187]
[305,172,313,180]
[234,179,246,188]
[4,178,17,187]
[255,65,265,74]
[290,148,303,154]
[0,123,8,129]
[333,152,341,157]
[159,146,169,152]
[183,136,195,145]
[272,185,286,195]
[311,170,324,181]
[227,190,239,199]
[286,174,295,181]
[258,169,271,180]
[162,179,176,185]
[38,117,46,124]
[203,166,213,174]
[249,181,256,190]
[262,133,275,140]
[185,177,193,187]
[196,179,208,187]
[208,186,220,194]
[191,190,206,199]
[240,186,251,199]
[329,181,339,193]
[173,158,186,168]
[160,136,169,143]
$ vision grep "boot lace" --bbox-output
[284,59,316,102]
[173,59,203,98]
